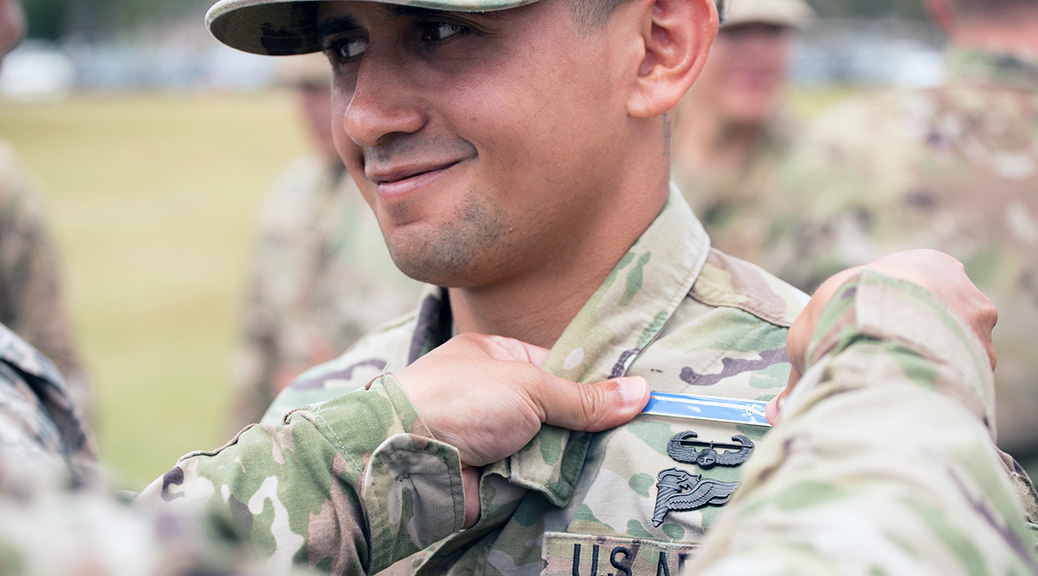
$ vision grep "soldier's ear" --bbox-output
[625,0,717,119]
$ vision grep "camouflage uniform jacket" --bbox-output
[774,47,1038,467]
[0,141,90,413]
[233,155,421,429]
[687,270,1038,574]
[153,188,802,574]
[671,116,798,265]
[144,188,1037,574]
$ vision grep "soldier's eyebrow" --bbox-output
[317,14,362,43]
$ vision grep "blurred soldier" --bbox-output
[0,0,90,415]
[0,5,281,572]
[231,53,420,430]
[0,321,282,576]
[776,0,1038,476]
[671,0,812,261]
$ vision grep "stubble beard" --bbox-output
[385,188,516,288]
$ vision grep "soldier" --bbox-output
[775,0,1038,478]
[0,1,639,572]
[233,53,421,430]
[138,0,1037,573]
[0,321,274,575]
[0,0,91,416]
[670,0,812,262]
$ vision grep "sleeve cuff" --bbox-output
[801,270,996,430]
[310,374,466,570]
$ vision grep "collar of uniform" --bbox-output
[483,184,711,506]
[945,46,1038,91]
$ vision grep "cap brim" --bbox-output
[721,5,815,29]
[206,0,540,56]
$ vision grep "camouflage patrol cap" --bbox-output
[206,0,541,56]
[207,0,727,56]
[722,0,814,29]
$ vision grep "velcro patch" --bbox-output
[542,532,697,576]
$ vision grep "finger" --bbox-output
[976,295,998,370]
[462,466,481,528]
[766,382,791,425]
[537,376,650,432]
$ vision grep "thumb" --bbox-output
[536,376,650,432]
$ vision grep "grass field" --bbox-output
[0,87,856,491]
[0,91,307,489]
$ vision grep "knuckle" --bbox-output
[578,385,609,427]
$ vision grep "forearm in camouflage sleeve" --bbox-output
[139,374,466,575]
[686,271,1038,575]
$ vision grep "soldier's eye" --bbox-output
[323,36,367,64]
[338,38,367,61]
[420,21,466,43]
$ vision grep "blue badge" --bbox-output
[642,392,771,427]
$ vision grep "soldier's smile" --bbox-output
[368,157,469,200]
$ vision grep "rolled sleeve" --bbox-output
[142,373,466,575]
[686,273,1038,575]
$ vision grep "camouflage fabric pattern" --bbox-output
[0,141,90,415]
[672,117,798,264]
[232,157,420,429]
[148,188,1038,573]
[0,321,96,486]
[0,461,288,576]
[205,0,544,56]
[687,271,1038,574]
[0,321,309,575]
[774,47,1038,470]
[139,374,466,575]
[256,187,805,573]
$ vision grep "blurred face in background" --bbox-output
[0,0,25,63]
[694,23,794,127]
[296,81,340,166]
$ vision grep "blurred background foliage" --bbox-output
[25,0,213,40]
[4,0,938,490]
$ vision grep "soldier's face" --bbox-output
[694,23,793,126]
[318,0,632,287]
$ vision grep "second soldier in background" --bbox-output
[671,0,812,261]
[231,54,420,429]
[775,0,1038,477]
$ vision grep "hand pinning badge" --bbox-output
[652,431,755,526]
